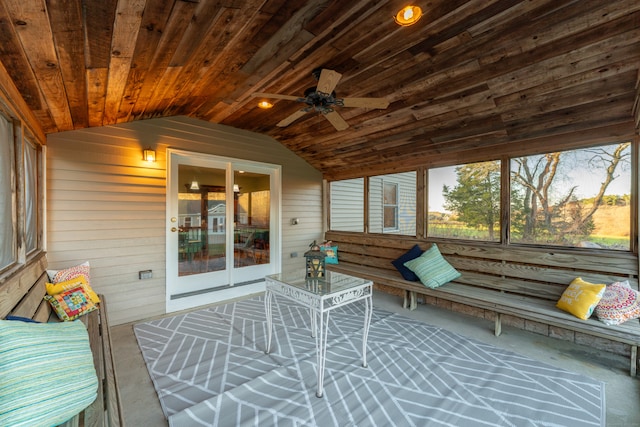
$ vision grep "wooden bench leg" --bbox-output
[495,313,502,337]
[631,345,637,377]
[402,291,418,310]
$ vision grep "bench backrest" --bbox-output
[0,253,52,321]
[325,231,639,303]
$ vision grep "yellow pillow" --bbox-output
[556,278,606,320]
[46,275,100,304]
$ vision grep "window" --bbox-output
[0,114,43,274]
[24,138,39,254]
[0,114,15,270]
[383,182,398,231]
[329,141,633,253]
[330,178,364,232]
[428,160,501,241]
[369,172,416,235]
[510,143,631,250]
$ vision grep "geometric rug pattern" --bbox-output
[134,296,604,426]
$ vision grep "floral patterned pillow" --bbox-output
[595,281,640,326]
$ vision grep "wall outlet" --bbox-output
[139,270,153,280]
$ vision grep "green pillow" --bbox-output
[0,319,98,426]
[404,244,461,288]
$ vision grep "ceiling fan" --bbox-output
[252,68,389,131]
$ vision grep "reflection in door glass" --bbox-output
[234,170,270,268]
[178,165,227,276]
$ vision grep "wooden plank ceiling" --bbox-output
[0,0,639,179]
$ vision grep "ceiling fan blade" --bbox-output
[317,69,342,95]
[341,97,389,109]
[324,110,349,131]
[251,92,301,101]
[276,109,308,127]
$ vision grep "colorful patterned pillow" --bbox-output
[595,281,640,325]
[556,278,606,320]
[47,261,92,289]
[45,287,98,321]
[46,274,100,304]
[391,244,423,281]
[403,244,461,289]
[321,245,339,264]
[0,319,98,426]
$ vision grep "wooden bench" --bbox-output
[0,253,123,426]
[325,231,640,376]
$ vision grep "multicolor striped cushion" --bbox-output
[403,243,461,289]
[0,320,98,426]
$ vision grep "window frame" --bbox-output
[326,139,635,254]
[382,180,399,232]
[0,109,45,276]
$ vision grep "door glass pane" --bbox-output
[234,170,270,267]
[178,165,226,276]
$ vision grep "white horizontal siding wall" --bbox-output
[329,178,364,232]
[46,116,322,325]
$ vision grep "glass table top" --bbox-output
[266,270,371,296]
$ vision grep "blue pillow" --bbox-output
[4,315,40,323]
[404,244,461,288]
[391,244,423,281]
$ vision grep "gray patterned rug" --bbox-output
[134,296,604,426]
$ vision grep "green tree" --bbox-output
[442,161,501,240]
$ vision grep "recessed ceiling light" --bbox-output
[394,5,422,26]
[258,100,273,109]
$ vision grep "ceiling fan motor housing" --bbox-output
[303,87,341,113]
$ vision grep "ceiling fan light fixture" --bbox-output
[257,100,273,109]
[394,5,422,26]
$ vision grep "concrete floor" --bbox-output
[111,291,640,427]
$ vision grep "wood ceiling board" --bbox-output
[0,0,636,177]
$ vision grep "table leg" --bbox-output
[315,309,330,398]
[310,308,316,338]
[264,290,273,354]
[362,292,373,368]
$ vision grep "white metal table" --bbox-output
[264,270,373,397]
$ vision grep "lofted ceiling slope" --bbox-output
[0,0,639,179]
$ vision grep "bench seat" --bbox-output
[326,245,640,376]
[1,253,123,426]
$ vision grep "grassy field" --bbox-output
[428,204,630,249]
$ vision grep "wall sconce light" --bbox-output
[394,5,422,26]
[233,184,240,193]
[143,147,156,162]
[190,180,199,191]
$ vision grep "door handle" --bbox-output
[171,227,178,232]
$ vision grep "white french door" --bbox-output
[166,149,280,312]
